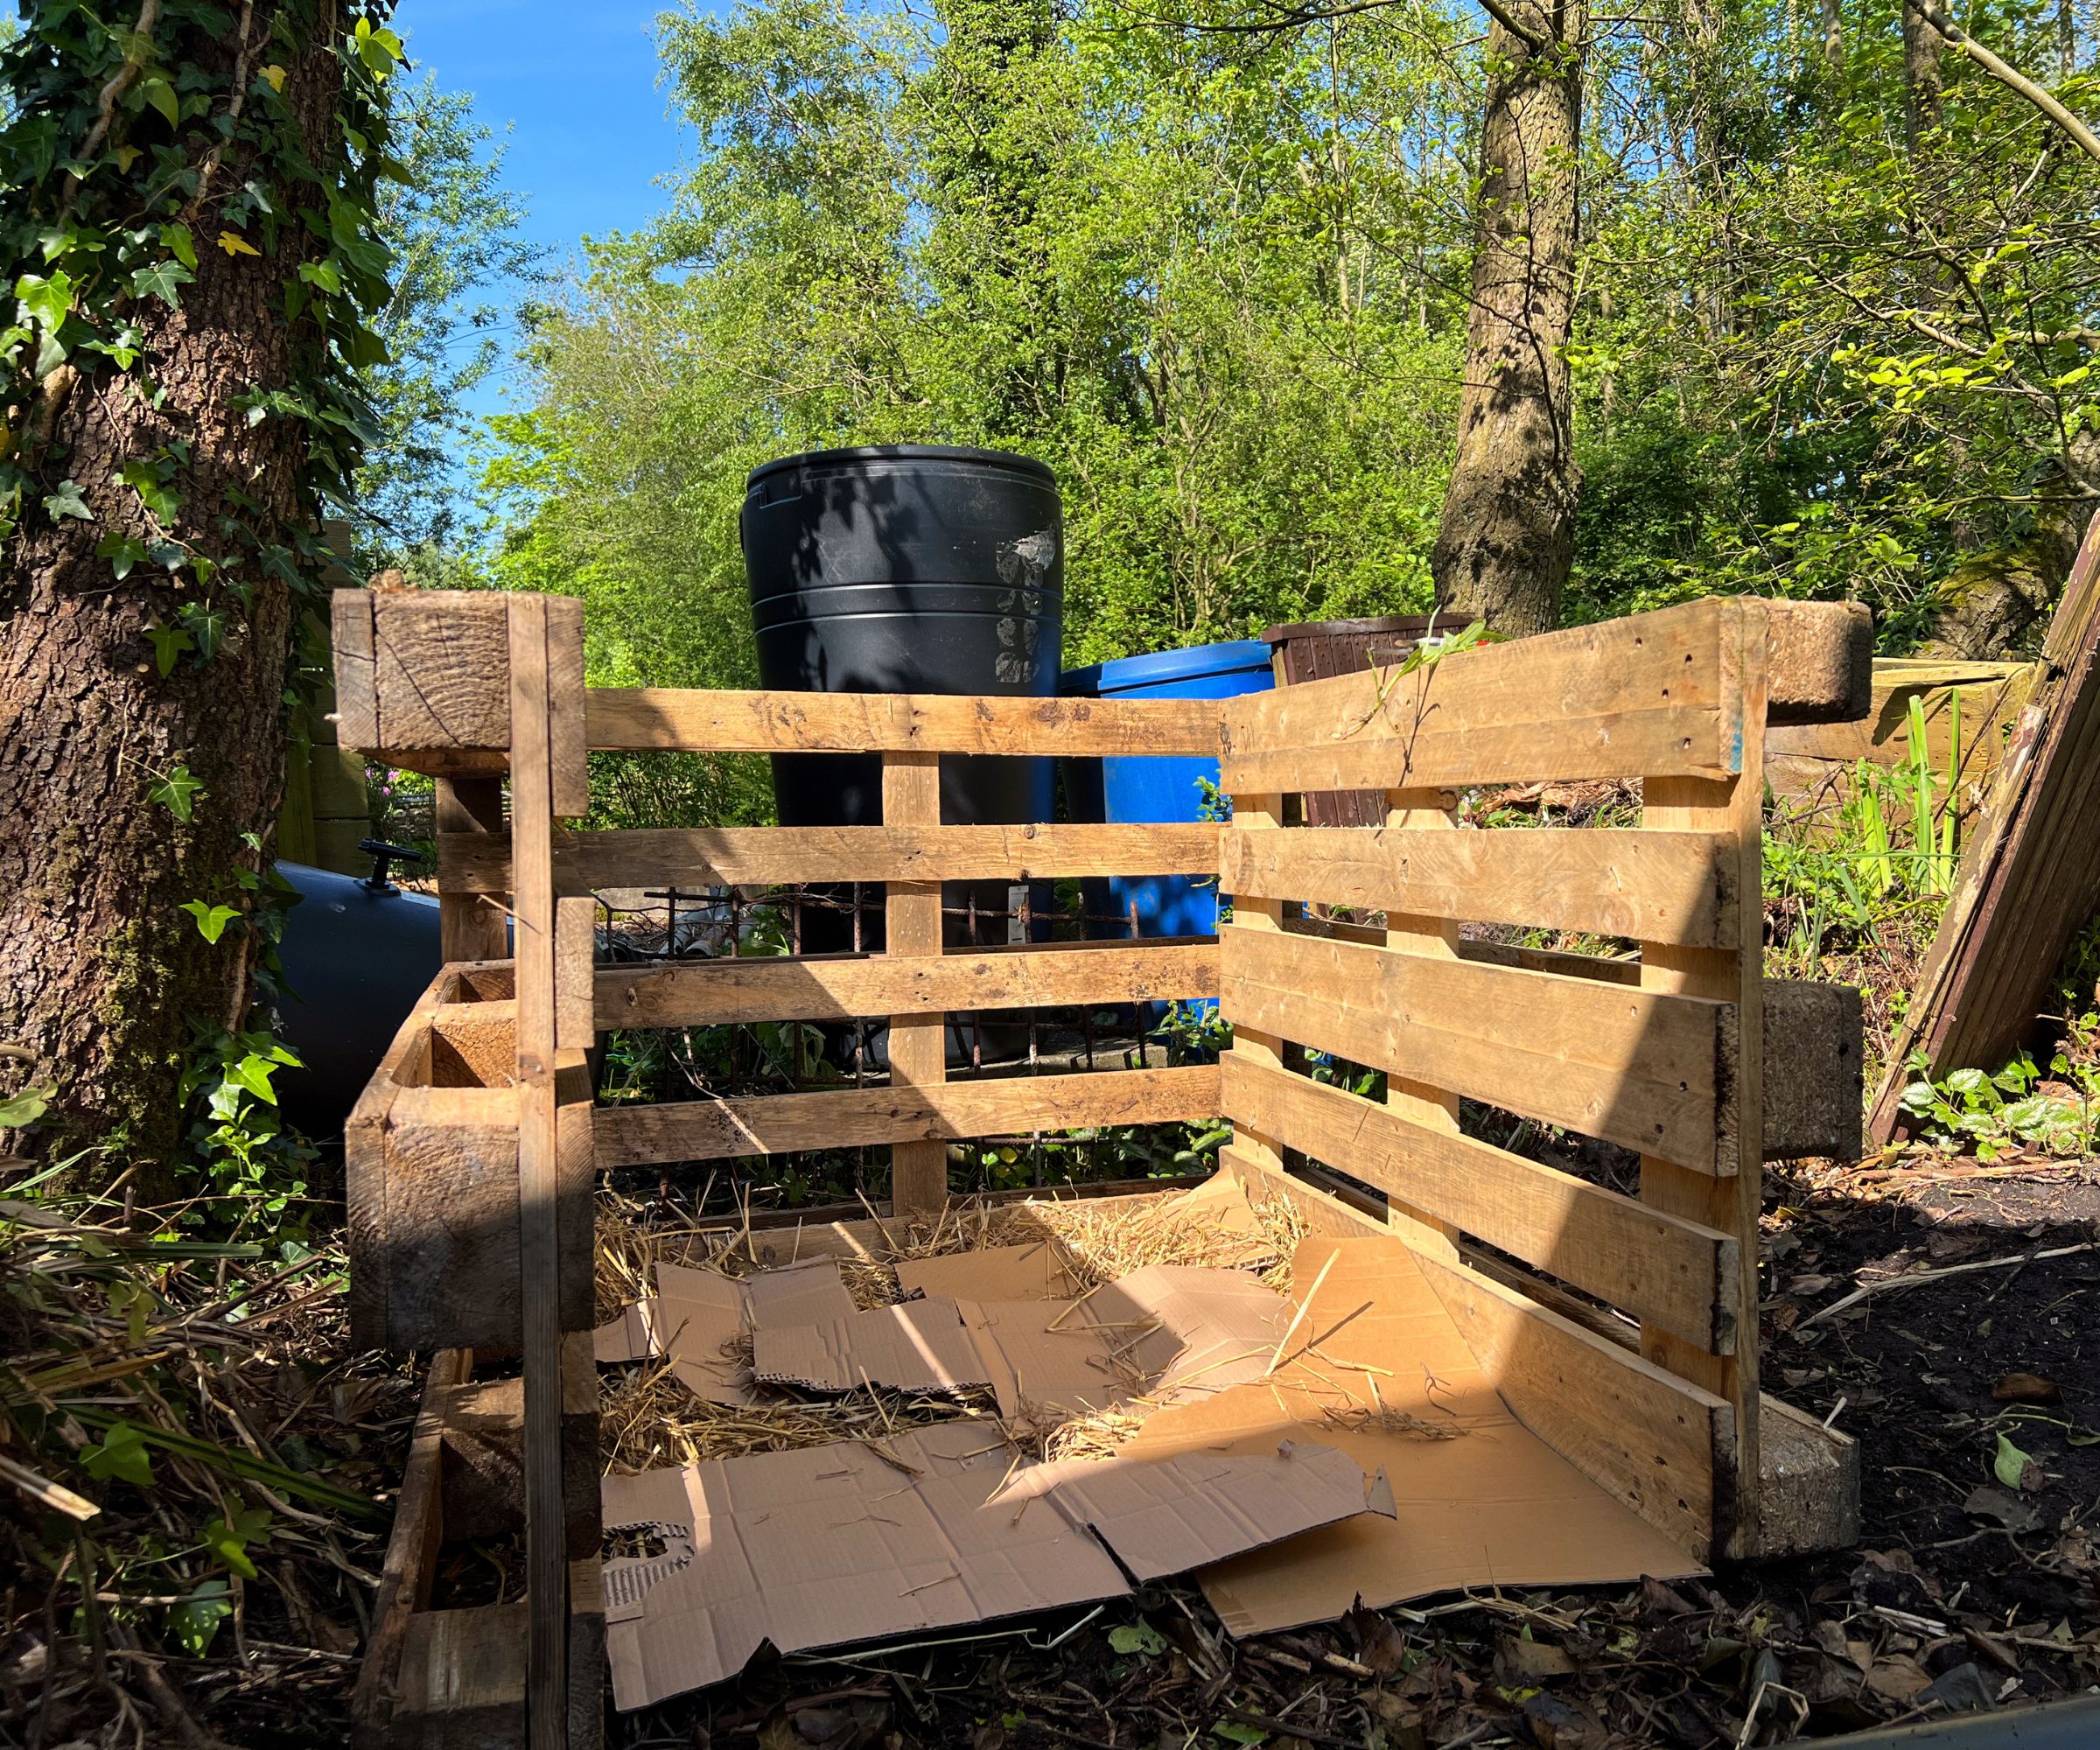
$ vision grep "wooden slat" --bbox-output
[584,687,1224,756]
[436,778,511,963]
[330,589,378,749]
[1638,595,1766,1557]
[506,596,567,1748]
[1219,1054,1736,1350]
[593,1065,1220,1168]
[1215,1150,1728,1559]
[1222,707,1728,794]
[438,822,1221,895]
[1222,825,1735,947]
[547,597,590,820]
[351,1347,474,1739]
[884,752,947,1215]
[1218,922,1733,1172]
[555,898,595,1051]
[1221,599,1741,794]
[593,942,1220,1029]
[1869,515,2100,1138]
[1374,783,1466,1255]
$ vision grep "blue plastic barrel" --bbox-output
[1059,640,1275,940]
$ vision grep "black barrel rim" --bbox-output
[746,444,1057,491]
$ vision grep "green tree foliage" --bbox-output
[486,0,1476,686]
[480,0,2100,685]
[358,73,547,556]
[1572,0,2100,645]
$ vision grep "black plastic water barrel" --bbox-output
[743,445,1061,963]
[273,862,443,1144]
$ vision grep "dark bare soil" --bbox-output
[609,1161,2100,1750]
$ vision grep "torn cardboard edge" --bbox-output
[601,1420,1388,1709]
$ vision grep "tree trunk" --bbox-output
[1431,0,1588,636]
[1922,435,2100,657]
[1902,0,1946,159]
[0,10,346,1186]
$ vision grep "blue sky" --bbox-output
[391,0,718,421]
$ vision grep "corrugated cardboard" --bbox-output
[593,1259,858,1404]
[1096,1265,1289,1402]
[1120,1236,1704,1634]
[600,1421,1382,1709]
[752,1267,1291,1420]
[894,1241,1077,1302]
[753,1298,989,1396]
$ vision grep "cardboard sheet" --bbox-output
[600,1421,1382,1709]
[754,1298,989,1396]
[1120,1236,1704,1635]
[593,1259,858,1404]
[894,1241,1076,1302]
[752,1266,1291,1420]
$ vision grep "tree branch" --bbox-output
[1903,0,2100,168]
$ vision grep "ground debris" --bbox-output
[610,1155,2100,1746]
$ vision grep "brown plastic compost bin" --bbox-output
[1260,613,1441,825]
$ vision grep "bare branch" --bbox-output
[1903,0,2100,168]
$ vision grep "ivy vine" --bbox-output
[1,2,402,610]
[1,2,405,1204]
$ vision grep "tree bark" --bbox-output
[0,10,344,1186]
[1431,0,1588,636]
[1922,434,2100,657]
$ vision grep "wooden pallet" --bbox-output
[332,588,1872,1741]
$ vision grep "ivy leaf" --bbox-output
[204,1505,270,1580]
[216,230,261,258]
[178,602,227,662]
[96,530,149,579]
[119,459,181,523]
[42,479,91,522]
[145,623,194,676]
[227,1053,281,1104]
[137,76,179,128]
[81,1422,155,1488]
[170,1582,232,1658]
[297,256,343,294]
[148,764,205,822]
[157,222,199,271]
[353,18,405,80]
[15,269,73,331]
[260,64,287,93]
[180,900,242,944]
[0,1086,52,1128]
[1109,1621,1169,1656]
[130,259,193,309]
[115,144,142,172]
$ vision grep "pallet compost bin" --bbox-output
[332,586,1875,1747]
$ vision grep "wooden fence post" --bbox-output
[884,751,948,1214]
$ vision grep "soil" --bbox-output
[606,1158,2100,1750]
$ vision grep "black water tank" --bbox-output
[742,445,1061,960]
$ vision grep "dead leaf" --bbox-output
[1638,1577,1698,1619]
[1993,1372,2062,1404]
[1863,1657,1933,1704]
[1497,1635,1577,1684]
[1964,1486,2046,1533]
[1925,1662,1997,1712]
[1521,1688,1606,1749]
[1343,1600,1409,1676]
